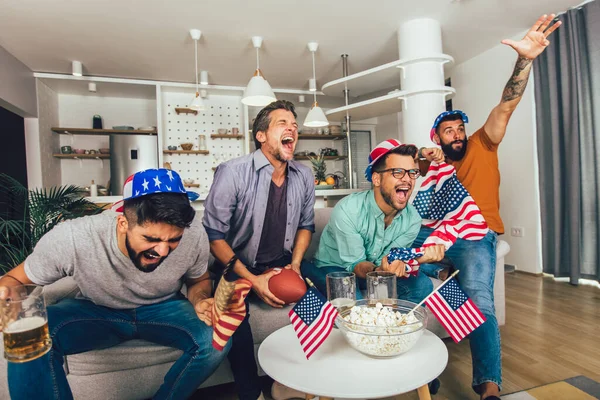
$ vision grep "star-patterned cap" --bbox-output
[430,110,469,142]
[364,139,412,182]
[111,168,198,213]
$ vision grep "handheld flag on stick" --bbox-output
[288,280,338,360]
[211,270,252,351]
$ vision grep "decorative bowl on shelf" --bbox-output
[99,148,110,154]
[183,178,194,185]
[336,299,426,358]
[137,126,156,131]
[112,126,134,130]
[180,143,194,151]
[73,149,85,154]
[315,184,334,190]
[217,128,228,134]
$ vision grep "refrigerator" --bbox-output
[109,134,158,195]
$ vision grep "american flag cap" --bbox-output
[111,168,198,213]
[430,110,469,142]
[365,139,414,182]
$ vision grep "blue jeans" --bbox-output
[7,295,230,400]
[414,227,501,393]
[300,261,434,304]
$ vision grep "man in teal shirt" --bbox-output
[302,139,445,303]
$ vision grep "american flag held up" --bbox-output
[288,287,338,359]
[425,278,486,343]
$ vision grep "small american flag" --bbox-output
[426,278,486,343]
[388,161,488,272]
[211,275,252,351]
[288,287,338,359]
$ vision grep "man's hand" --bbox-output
[194,297,214,326]
[501,14,561,60]
[252,269,286,308]
[284,262,302,276]
[421,147,445,163]
[415,244,446,264]
[379,256,408,278]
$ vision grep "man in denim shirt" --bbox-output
[203,100,315,400]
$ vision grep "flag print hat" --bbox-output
[365,139,407,182]
[430,110,469,142]
[111,168,199,213]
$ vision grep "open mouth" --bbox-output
[395,186,410,202]
[281,136,295,152]
[142,250,162,264]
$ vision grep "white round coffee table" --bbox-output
[258,325,448,400]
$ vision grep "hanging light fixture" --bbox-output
[241,36,276,106]
[304,42,328,127]
[189,29,205,111]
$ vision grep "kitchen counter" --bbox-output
[86,188,363,210]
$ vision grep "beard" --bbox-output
[441,138,468,161]
[125,236,167,273]
[379,184,410,212]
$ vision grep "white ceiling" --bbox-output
[0,0,582,97]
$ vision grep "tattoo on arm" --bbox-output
[501,57,533,102]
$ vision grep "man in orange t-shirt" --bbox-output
[414,14,561,400]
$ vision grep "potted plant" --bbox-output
[308,153,327,185]
[0,174,101,274]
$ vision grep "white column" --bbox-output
[398,18,447,148]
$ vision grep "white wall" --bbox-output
[450,38,542,274]
[0,45,36,117]
[58,94,156,187]
[36,80,61,188]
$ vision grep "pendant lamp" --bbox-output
[241,36,276,106]
[303,42,328,127]
[189,29,205,111]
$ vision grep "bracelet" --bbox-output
[226,255,238,270]
[418,147,426,159]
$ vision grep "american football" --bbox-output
[263,268,307,304]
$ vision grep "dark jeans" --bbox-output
[300,261,434,304]
[218,254,306,400]
[7,295,229,400]
[415,226,501,393]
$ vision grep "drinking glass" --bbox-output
[0,285,52,363]
[326,271,356,311]
[366,271,397,300]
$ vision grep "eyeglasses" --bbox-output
[376,168,420,180]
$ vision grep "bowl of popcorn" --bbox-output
[336,299,427,358]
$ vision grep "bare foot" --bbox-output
[271,380,306,400]
[438,268,450,281]
[480,382,500,399]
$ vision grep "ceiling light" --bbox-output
[242,36,276,106]
[189,29,205,111]
[72,61,82,77]
[200,70,208,85]
[304,42,328,127]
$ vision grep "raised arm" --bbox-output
[484,14,561,144]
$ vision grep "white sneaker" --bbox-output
[271,380,306,400]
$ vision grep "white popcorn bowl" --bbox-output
[336,299,427,358]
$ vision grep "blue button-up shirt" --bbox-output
[203,149,316,269]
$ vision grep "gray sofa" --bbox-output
[0,208,509,399]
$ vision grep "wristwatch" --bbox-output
[418,147,426,159]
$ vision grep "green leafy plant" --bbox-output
[0,173,101,274]
[308,153,327,183]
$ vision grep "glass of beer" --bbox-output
[0,285,52,363]
[326,271,356,312]
[366,271,397,300]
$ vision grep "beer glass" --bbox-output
[1,285,52,363]
[326,271,356,312]
[366,271,397,300]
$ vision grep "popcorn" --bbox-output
[340,302,423,357]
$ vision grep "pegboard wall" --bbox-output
[161,91,245,194]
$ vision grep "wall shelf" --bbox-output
[175,108,198,115]
[53,154,110,159]
[210,134,244,139]
[163,150,210,155]
[184,183,200,188]
[294,155,347,161]
[325,87,456,121]
[52,127,157,135]
[321,54,454,97]
[298,134,346,140]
